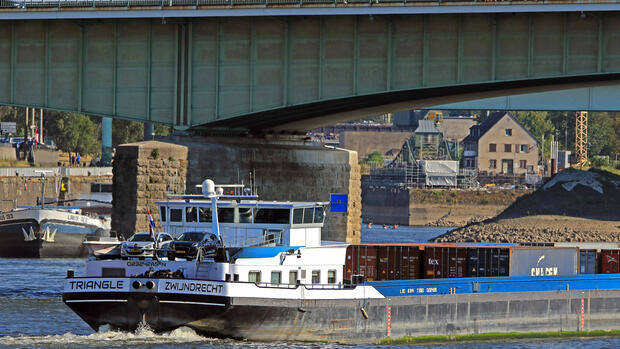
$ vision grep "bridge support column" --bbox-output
[101,117,113,165]
[112,138,361,243]
[143,122,154,141]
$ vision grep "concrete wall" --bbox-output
[33,149,60,167]
[339,130,412,159]
[0,146,16,161]
[361,185,411,226]
[112,138,361,243]
[0,175,112,211]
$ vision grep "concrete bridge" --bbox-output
[3,2,620,242]
[1,2,620,132]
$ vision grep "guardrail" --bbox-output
[0,0,596,10]
[0,166,112,177]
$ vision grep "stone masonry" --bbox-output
[112,137,361,243]
[0,175,112,211]
[112,141,188,236]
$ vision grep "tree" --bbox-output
[112,120,174,146]
[588,112,616,156]
[112,119,143,147]
[365,151,384,164]
[53,113,99,155]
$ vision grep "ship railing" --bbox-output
[255,282,347,290]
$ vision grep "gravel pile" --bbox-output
[432,169,620,243]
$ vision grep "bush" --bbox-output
[591,156,609,168]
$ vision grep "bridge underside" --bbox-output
[1,12,620,132]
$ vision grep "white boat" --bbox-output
[62,179,620,342]
[0,173,111,258]
[82,234,122,259]
[0,206,111,258]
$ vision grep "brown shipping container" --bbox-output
[344,245,378,282]
[377,245,421,281]
[601,250,620,274]
[423,246,468,278]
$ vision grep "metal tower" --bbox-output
[575,111,588,168]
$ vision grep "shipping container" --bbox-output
[344,245,377,283]
[467,247,509,277]
[556,242,620,250]
[509,247,578,276]
[377,245,421,281]
[423,246,468,278]
[579,249,599,274]
[600,250,620,274]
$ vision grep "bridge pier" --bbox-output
[112,138,361,243]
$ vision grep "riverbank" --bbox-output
[433,215,620,243]
[433,169,620,243]
[363,187,529,227]
[379,329,620,346]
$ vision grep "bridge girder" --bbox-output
[1,12,620,132]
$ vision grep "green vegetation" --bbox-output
[53,113,100,156]
[379,329,620,345]
[502,110,620,164]
[365,151,384,164]
[0,107,174,154]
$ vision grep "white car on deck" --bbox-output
[120,232,173,259]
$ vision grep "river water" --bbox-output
[1,226,618,348]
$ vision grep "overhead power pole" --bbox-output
[575,111,588,168]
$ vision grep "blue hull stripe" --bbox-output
[368,274,620,297]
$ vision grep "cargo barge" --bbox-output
[62,180,620,342]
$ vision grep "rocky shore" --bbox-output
[432,169,620,243]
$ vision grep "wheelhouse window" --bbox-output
[271,271,281,284]
[327,270,336,284]
[313,206,325,223]
[218,208,234,223]
[198,207,212,223]
[292,208,303,224]
[254,208,290,224]
[289,270,298,284]
[170,208,182,222]
[303,208,314,224]
[185,207,197,223]
[159,206,166,222]
[248,271,261,283]
[312,270,321,284]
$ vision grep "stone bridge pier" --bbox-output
[112,137,361,243]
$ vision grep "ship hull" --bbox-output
[63,277,620,342]
[0,219,101,258]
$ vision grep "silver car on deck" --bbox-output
[120,232,173,259]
